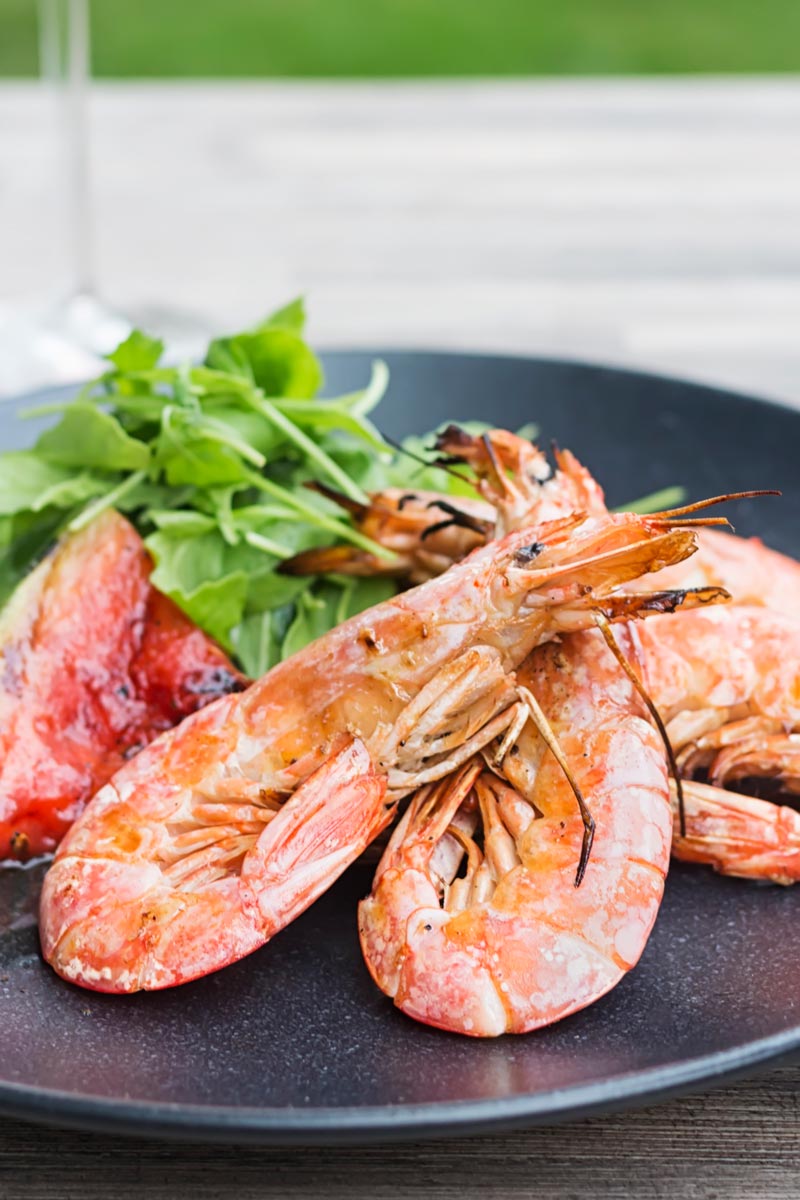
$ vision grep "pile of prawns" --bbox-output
[36,428,800,1036]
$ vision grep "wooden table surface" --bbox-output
[1,79,799,404]
[1,79,799,1196]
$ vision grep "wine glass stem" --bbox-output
[38,0,94,298]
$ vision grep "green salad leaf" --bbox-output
[106,329,165,373]
[0,296,685,678]
[36,404,151,472]
[0,454,107,516]
[206,298,323,398]
[0,297,469,676]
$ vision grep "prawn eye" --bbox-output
[514,542,544,565]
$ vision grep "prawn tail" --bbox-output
[243,734,392,930]
[670,778,800,885]
[42,735,392,993]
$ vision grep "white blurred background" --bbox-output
[0,3,799,402]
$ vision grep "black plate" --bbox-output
[1,351,798,1144]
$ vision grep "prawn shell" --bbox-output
[0,509,245,861]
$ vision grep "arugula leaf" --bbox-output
[106,329,165,372]
[243,571,309,614]
[206,300,323,399]
[232,609,280,677]
[0,454,107,515]
[147,510,218,537]
[0,298,574,682]
[153,407,258,488]
[280,585,340,659]
[263,296,307,334]
[144,527,233,597]
[35,404,150,472]
[145,526,255,648]
[233,602,296,677]
[156,571,250,652]
[67,472,148,533]
[0,508,65,609]
[280,576,396,660]
[193,404,285,461]
[275,360,389,454]
[337,576,397,621]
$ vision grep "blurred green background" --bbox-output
[2,0,800,76]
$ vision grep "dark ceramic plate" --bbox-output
[1,352,799,1144]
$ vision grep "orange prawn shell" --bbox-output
[0,509,245,861]
[636,606,800,726]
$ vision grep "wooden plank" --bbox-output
[1,1064,798,1199]
[0,81,798,404]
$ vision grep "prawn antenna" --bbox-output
[593,613,686,837]
[480,432,507,491]
[383,435,477,488]
[420,499,493,541]
[515,685,595,886]
[303,480,368,519]
[650,489,781,530]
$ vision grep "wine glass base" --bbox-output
[0,293,213,398]
[0,294,120,398]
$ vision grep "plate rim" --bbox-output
[0,1026,797,1144]
[3,346,798,418]
[1,348,798,1143]
[320,345,800,417]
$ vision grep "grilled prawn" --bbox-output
[635,605,800,883]
[297,428,800,884]
[359,627,671,1036]
[359,597,800,1035]
[0,509,245,861]
[285,425,793,617]
[40,505,708,992]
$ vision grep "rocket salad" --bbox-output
[0,298,684,678]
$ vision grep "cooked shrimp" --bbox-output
[40,507,710,993]
[285,427,790,618]
[282,483,493,584]
[668,780,800,885]
[632,605,800,882]
[358,627,671,1036]
[0,509,245,862]
[358,600,800,1037]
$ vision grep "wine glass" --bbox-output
[0,0,127,395]
[0,0,208,397]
